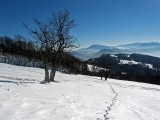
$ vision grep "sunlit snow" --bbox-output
[119,60,153,69]
[0,63,160,120]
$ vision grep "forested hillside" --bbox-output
[87,54,160,85]
[0,35,88,74]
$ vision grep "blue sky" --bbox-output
[0,0,160,47]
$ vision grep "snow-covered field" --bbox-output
[0,63,160,120]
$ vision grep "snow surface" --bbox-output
[110,55,117,58]
[119,59,140,65]
[0,63,160,120]
[144,63,153,69]
[119,60,153,69]
[87,64,106,72]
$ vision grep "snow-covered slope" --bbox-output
[0,63,114,120]
[107,80,160,120]
[0,63,160,120]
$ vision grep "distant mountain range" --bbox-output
[71,42,160,60]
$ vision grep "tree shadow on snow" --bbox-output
[0,80,35,85]
[40,80,60,84]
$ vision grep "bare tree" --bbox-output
[24,9,79,83]
[48,10,79,82]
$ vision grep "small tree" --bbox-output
[24,9,78,83]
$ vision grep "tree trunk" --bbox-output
[50,67,57,82]
[44,65,49,83]
[50,52,59,82]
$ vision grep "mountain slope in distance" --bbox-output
[71,42,160,60]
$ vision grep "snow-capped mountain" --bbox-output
[71,42,160,60]
[71,44,118,60]
[71,44,115,60]
[87,44,114,50]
